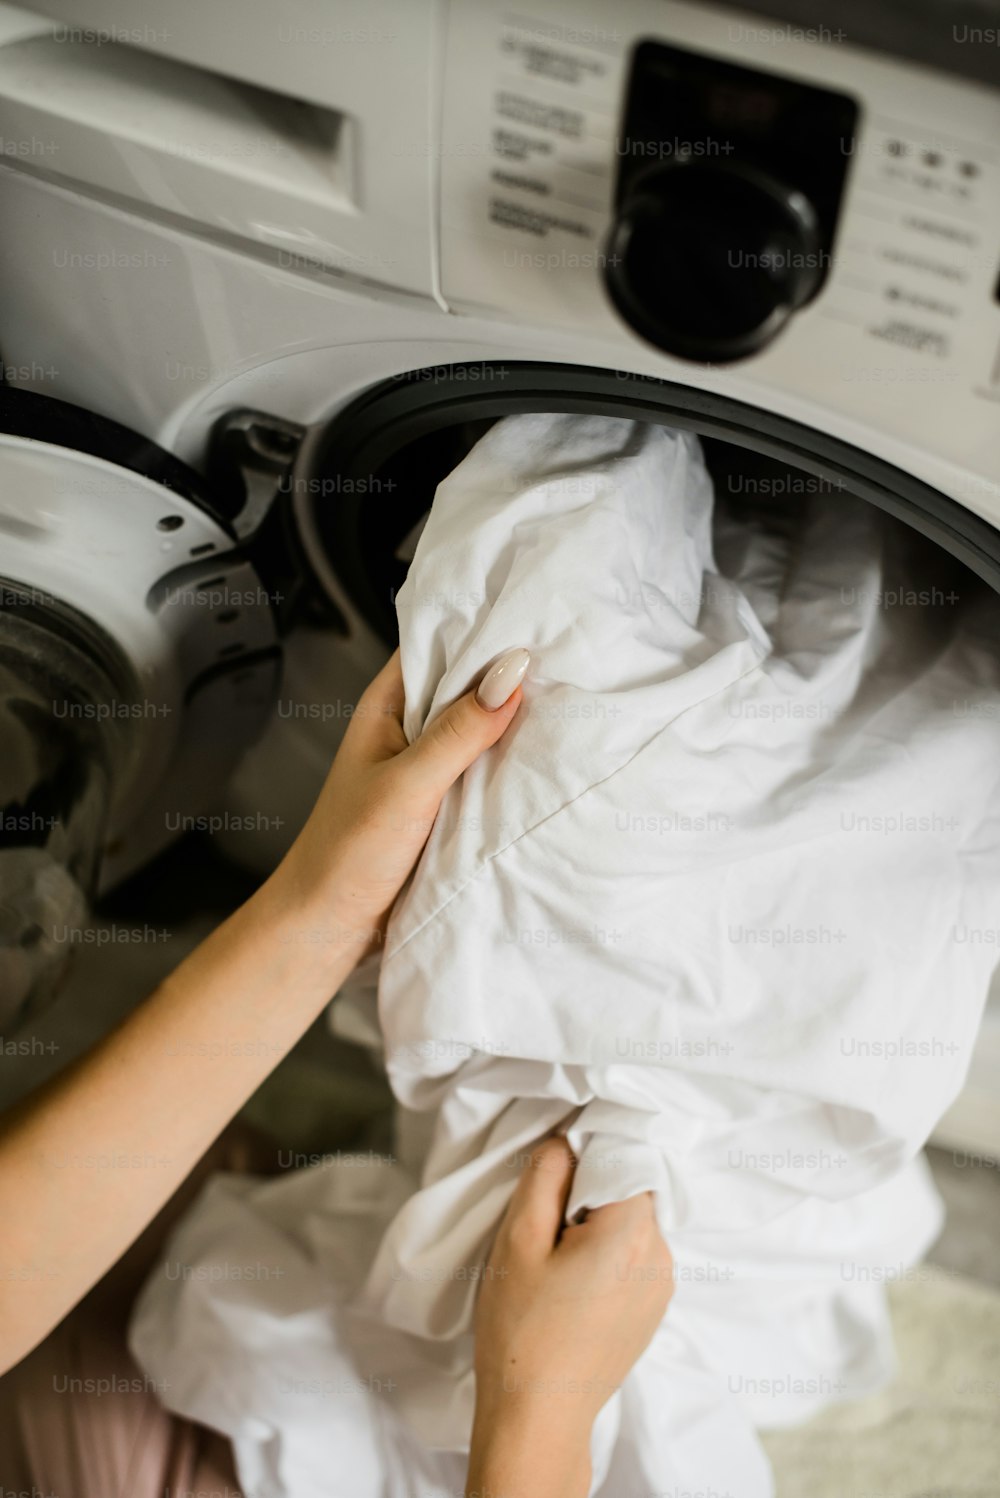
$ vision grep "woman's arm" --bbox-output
[0,639,675,1498]
[0,647,527,1375]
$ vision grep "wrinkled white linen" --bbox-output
[130,415,1000,1498]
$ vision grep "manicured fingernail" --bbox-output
[476,647,530,710]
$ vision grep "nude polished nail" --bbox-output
[476,647,531,710]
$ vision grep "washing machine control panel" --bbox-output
[439,0,1000,500]
[605,42,858,363]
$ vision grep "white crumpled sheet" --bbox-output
[130,415,1000,1498]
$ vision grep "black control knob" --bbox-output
[604,157,824,364]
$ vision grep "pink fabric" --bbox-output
[0,1299,242,1497]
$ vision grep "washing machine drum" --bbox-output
[0,387,279,1031]
[294,363,1000,644]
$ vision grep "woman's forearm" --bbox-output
[467,1402,592,1498]
[0,648,524,1376]
[0,868,366,1375]
[0,645,676,1490]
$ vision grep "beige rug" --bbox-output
[763,1268,1000,1497]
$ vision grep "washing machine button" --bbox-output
[604,156,824,364]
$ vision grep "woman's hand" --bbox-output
[467,1136,674,1498]
[275,646,529,951]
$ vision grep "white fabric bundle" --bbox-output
[131,414,1000,1498]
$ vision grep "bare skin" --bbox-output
[469,1137,674,1498]
[0,649,673,1491]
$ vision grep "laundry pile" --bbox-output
[131,415,1000,1498]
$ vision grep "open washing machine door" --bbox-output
[0,386,281,1031]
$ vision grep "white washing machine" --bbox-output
[0,0,998,1137]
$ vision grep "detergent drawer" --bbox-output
[0,0,439,295]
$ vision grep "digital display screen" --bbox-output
[702,82,782,134]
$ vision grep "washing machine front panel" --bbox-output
[0,0,994,536]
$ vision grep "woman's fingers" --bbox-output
[575,1192,658,1237]
[403,648,529,796]
[499,1135,577,1258]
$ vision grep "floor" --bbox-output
[927,1146,1000,1288]
[761,1150,1000,1496]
